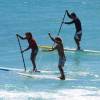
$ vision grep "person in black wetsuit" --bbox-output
[16,32,38,72]
[63,10,82,50]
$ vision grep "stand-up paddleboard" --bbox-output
[0,66,75,80]
[0,66,23,72]
[18,71,78,81]
[39,45,52,50]
[65,48,100,53]
[18,72,60,80]
[0,66,65,74]
[39,45,100,54]
[0,66,69,80]
[18,72,74,80]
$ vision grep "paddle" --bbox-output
[57,10,67,36]
[50,10,67,49]
[16,35,26,71]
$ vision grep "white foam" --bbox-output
[0,89,100,100]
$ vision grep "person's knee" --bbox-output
[30,57,33,61]
[74,37,79,43]
[58,65,61,69]
[30,57,32,61]
[58,65,63,71]
[74,37,78,42]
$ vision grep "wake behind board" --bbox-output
[39,45,100,54]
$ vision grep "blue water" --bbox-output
[0,0,100,99]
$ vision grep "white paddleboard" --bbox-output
[0,66,65,74]
[17,71,75,81]
[65,48,100,53]
[18,72,60,80]
[0,66,23,72]
[0,67,74,80]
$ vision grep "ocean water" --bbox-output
[0,0,100,100]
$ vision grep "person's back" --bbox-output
[55,42,65,58]
[73,17,82,32]
[65,11,82,32]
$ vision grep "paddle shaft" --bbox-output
[52,10,67,48]
[16,36,26,71]
[57,10,67,36]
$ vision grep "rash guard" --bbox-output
[28,38,38,51]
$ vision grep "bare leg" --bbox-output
[58,65,65,80]
[74,37,80,50]
[31,51,38,72]
[31,57,37,71]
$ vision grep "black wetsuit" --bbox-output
[65,12,82,50]
[66,18,82,41]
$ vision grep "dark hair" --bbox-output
[55,37,62,43]
[71,12,76,17]
[25,32,32,38]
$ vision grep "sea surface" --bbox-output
[0,0,100,100]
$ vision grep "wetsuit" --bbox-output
[65,12,82,50]
[52,40,66,80]
[27,38,38,71]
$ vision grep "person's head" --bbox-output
[70,12,77,19]
[25,32,32,39]
[55,36,62,43]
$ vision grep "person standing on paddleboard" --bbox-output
[16,32,38,72]
[63,10,82,50]
[48,33,66,80]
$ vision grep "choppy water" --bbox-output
[0,0,100,100]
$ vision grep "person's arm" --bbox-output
[48,48,56,51]
[64,20,74,24]
[48,33,55,42]
[48,46,57,51]
[63,10,74,24]
[16,34,26,40]
[66,10,72,18]
[21,46,30,53]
